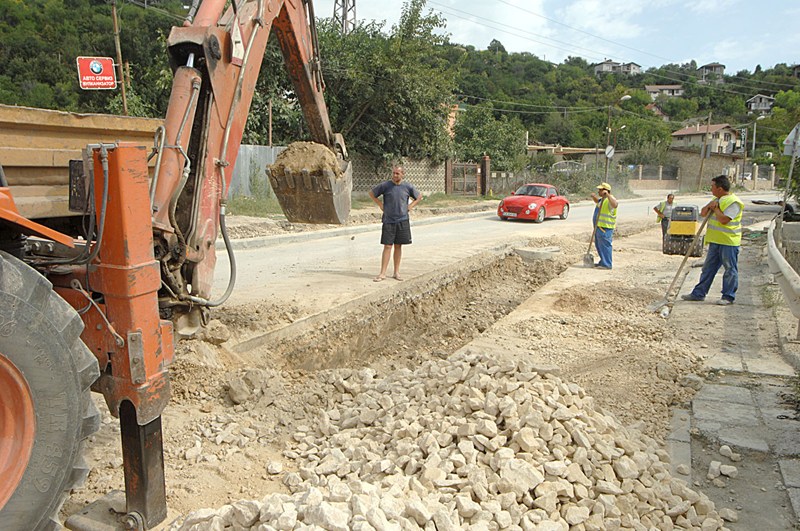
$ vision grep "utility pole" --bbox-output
[603,95,630,182]
[268,98,273,147]
[752,115,764,159]
[777,123,800,250]
[111,0,128,115]
[696,112,712,190]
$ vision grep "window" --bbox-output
[724,133,731,141]
[712,133,720,139]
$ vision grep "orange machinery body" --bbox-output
[0,0,345,528]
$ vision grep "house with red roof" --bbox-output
[671,123,739,154]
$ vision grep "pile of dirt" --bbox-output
[494,281,705,441]
[268,141,342,178]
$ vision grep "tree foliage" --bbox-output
[309,0,457,164]
[2,0,800,172]
[453,103,527,171]
[0,0,176,113]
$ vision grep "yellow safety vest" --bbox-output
[706,194,743,246]
[597,198,617,229]
[656,201,666,223]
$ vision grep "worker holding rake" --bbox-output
[681,175,743,305]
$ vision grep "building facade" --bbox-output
[671,123,739,154]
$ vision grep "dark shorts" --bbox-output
[380,220,412,245]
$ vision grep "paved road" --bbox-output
[212,192,782,309]
[212,189,799,527]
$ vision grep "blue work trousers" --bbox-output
[690,242,739,301]
[595,226,614,268]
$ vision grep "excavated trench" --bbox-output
[222,236,586,374]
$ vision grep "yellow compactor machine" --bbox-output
[663,205,704,257]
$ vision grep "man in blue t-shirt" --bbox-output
[369,165,422,282]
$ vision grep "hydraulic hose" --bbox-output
[187,206,236,307]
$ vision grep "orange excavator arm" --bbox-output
[151,0,351,338]
[0,1,349,529]
[110,0,352,526]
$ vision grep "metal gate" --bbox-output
[450,162,480,195]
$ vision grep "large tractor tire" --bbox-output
[0,251,100,531]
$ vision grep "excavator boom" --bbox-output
[0,0,351,529]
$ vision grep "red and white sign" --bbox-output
[76,57,117,90]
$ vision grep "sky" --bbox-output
[313,0,800,74]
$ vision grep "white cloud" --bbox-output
[687,0,738,14]
[556,0,647,39]
[709,38,760,68]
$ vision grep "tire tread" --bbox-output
[0,252,101,531]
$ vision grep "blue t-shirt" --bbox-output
[371,181,420,224]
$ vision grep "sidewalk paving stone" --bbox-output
[695,383,754,405]
[692,398,761,426]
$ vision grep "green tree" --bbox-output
[454,103,527,171]
[305,0,456,163]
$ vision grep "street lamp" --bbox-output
[604,95,631,180]
[613,124,627,148]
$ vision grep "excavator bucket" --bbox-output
[268,142,352,224]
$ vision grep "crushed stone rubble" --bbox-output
[172,352,730,530]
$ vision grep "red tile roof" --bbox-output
[671,123,734,137]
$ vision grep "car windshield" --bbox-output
[515,185,548,197]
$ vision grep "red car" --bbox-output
[497,183,570,222]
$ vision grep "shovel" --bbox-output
[583,199,604,267]
[583,222,599,267]
[648,212,712,316]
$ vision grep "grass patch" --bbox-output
[227,194,284,217]
[761,284,783,309]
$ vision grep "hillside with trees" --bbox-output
[1,0,799,174]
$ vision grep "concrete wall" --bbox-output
[669,148,774,191]
[578,148,776,192]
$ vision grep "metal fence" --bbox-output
[451,163,480,195]
[638,164,679,180]
[229,146,448,198]
[229,145,286,197]
[487,171,526,196]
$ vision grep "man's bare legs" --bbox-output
[375,244,404,281]
[392,244,403,280]
[375,245,393,281]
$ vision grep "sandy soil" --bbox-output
[60,208,792,529]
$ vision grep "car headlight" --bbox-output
[499,200,504,207]
[528,203,537,210]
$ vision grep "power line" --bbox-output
[122,0,186,23]
[429,1,618,62]
[455,94,603,112]
[490,0,674,65]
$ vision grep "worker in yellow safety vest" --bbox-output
[590,182,618,269]
[653,193,675,241]
[681,175,743,305]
